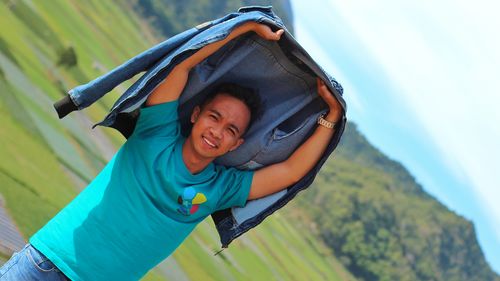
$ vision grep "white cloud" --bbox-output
[293,22,364,114]
[325,0,500,267]
[293,0,500,271]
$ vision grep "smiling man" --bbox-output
[0,22,343,281]
[181,83,258,175]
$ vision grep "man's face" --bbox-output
[188,93,251,160]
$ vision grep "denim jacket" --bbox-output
[54,6,347,248]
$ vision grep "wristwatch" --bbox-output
[317,114,336,129]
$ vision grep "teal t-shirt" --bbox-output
[29,100,254,281]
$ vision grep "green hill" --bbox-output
[290,122,500,281]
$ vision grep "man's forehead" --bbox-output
[204,95,250,127]
[205,95,249,117]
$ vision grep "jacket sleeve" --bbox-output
[53,8,282,120]
[53,27,201,119]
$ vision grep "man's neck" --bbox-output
[181,139,213,175]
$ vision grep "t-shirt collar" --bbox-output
[175,138,215,181]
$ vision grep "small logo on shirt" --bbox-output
[177,187,207,216]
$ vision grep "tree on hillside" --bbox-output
[56,46,77,69]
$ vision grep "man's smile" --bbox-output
[202,136,218,148]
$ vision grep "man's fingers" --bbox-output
[255,24,284,41]
[317,78,329,95]
[316,78,343,120]
[317,78,340,107]
[272,29,284,40]
[266,29,283,40]
[276,29,284,39]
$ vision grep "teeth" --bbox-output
[203,137,216,148]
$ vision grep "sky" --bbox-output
[290,0,500,274]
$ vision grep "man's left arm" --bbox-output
[248,78,343,200]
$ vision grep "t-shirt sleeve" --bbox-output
[216,168,254,210]
[130,100,180,139]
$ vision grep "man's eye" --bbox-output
[227,128,236,136]
[209,115,217,120]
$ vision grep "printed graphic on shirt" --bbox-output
[177,187,207,216]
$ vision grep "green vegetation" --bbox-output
[56,46,77,68]
[0,82,76,236]
[130,0,294,38]
[292,122,500,281]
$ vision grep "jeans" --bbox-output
[0,244,70,281]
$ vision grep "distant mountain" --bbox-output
[129,0,294,37]
[292,122,500,281]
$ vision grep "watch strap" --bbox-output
[317,114,336,129]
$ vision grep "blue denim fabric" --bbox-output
[69,6,284,115]
[0,244,69,281]
[60,6,347,247]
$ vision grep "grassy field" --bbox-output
[0,1,355,280]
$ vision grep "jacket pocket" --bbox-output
[254,109,325,167]
[272,116,310,141]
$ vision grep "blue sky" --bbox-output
[290,0,500,273]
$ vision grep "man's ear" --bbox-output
[229,138,245,152]
[191,106,201,123]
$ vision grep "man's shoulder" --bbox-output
[130,100,181,139]
[214,164,253,182]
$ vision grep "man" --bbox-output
[0,22,342,281]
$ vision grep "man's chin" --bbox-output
[194,145,222,159]
[204,149,226,158]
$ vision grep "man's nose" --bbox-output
[210,126,223,139]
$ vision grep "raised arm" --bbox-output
[145,22,284,106]
[248,78,343,200]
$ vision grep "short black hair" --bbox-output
[200,83,263,128]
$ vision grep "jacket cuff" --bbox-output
[53,95,78,119]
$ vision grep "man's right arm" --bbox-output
[145,22,284,106]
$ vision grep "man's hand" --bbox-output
[317,77,343,123]
[250,23,284,41]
